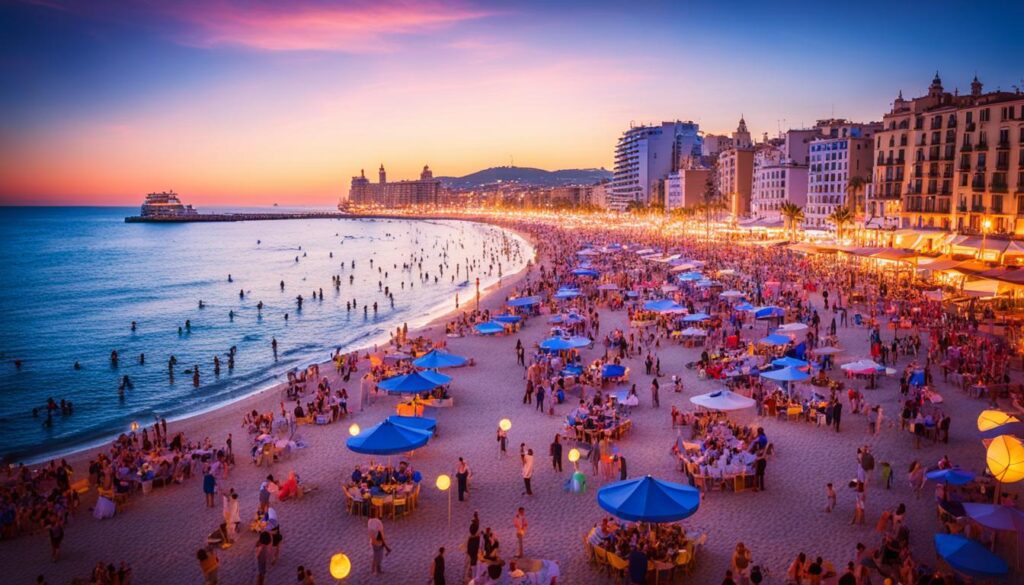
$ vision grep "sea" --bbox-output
[0,207,532,463]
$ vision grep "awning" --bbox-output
[870,248,917,261]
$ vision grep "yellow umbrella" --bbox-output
[987,435,1024,483]
[978,410,1019,432]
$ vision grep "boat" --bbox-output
[139,191,198,218]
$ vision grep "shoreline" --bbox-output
[21,218,539,471]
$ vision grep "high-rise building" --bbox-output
[609,121,702,210]
[345,164,442,208]
[804,120,882,230]
[750,129,818,221]
[875,73,1024,237]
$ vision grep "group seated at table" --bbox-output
[342,462,420,518]
[671,414,769,492]
[564,396,633,442]
[584,517,704,578]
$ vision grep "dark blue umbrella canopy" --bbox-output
[760,366,810,382]
[385,415,437,434]
[601,364,627,378]
[933,534,1009,579]
[493,314,522,324]
[346,419,432,455]
[572,268,600,277]
[412,349,467,369]
[597,475,700,523]
[377,370,452,393]
[474,321,506,335]
[643,299,685,313]
[507,296,542,307]
[925,468,976,486]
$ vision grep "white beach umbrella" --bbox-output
[777,322,809,334]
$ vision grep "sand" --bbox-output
[3,228,1013,584]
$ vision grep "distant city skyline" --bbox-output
[1,0,1022,205]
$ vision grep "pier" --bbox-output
[124,211,348,223]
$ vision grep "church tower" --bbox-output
[732,115,752,148]
[378,164,387,184]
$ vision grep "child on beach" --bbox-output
[825,483,836,513]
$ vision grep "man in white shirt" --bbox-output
[522,449,534,496]
[513,507,528,558]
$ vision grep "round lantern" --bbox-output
[978,410,1018,432]
[987,434,1024,483]
[568,448,581,463]
[348,423,360,437]
[329,552,351,579]
[499,418,512,432]
[435,474,451,491]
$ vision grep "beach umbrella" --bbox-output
[925,468,976,486]
[682,312,711,322]
[963,503,1024,532]
[978,410,1020,432]
[679,327,707,337]
[346,419,432,455]
[554,288,582,299]
[777,322,808,334]
[811,346,844,355]
[760,366,810,383]
[979,421,1024,440]
[576,249,599,256]
[571,268,600,277]
[987,435,1024,483]
[493,314,522,324]
[474,321,506,335]
[643,299,686,313]
[506,295,542,307]
[601,364,627,378]
[661,284,680,294]
[677,271,703,282]
[754,306,785,319]
[597,475,700,523]
[412,349,467,369]
[378,370,452,393]
[718,269,737,276]
[772,356,809,368]
[933,534,1009,580]
[539,336,591,352]
[385,415,437,434]
[759,334,791,346]
[840,359,885,375]
[689,389,756,411]
[596,283,620,291]
[695,279,717,288]
[719,290,745,299]
[735,302,755,311]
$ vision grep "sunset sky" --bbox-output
[1,0,1022,205]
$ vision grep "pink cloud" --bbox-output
[168,1,494,52]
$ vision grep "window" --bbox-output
[981,108,990,122]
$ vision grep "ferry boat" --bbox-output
[139,191,198,218]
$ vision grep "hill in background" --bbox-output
[438,166,611,189]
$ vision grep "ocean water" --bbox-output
[0,207,531,463]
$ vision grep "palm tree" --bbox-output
[845,176,867,218]
[779,202,805,241]
[827,206,855,241]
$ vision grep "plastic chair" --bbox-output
[606,551,629,584]
[370,496,386,519]
[652,560,674,585]
[583,534,594,563]
[593,546,609,574]
[392,496,408,519]
[674,549,692,578]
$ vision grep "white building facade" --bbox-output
[610,121,703,210]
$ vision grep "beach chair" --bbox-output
[70,478,90,495]
[674,549,692,578]
[582,534,594,563]
[369,496,387,519]
[606,551,629,584]
[391,496,408,519]
[593,546,609,574]
[652,560,674,585]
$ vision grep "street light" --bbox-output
[348,424,360,437]
[568,448,580,470]
[436,474,452,529]
[499,418,512,432]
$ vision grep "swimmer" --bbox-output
[229,310,234,321]
[131,321,137,332]
[240,289,245,299]
[228,274,233,282]
[280,280,285,291]
[110,350,119,367]
[139,353,145,365]
[73,361,81,370]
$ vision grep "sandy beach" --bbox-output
[3,218,1018,585]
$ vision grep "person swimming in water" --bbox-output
[73,361,81,370]
[228,274,233,282]
[131,321,137,332]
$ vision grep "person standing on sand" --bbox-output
[465,524,481,582]
[456,457,470,501]
[255,531,271,585]
[431,547,446,585]
[221,487,240,545]
[522,449,534,496]
[46,515,63,562]
[369,515,391,575]
[496,425,507,457]
[197,549,219,585]
[513,507,528,558]
[550,435,563,472]
[203,464,216,507]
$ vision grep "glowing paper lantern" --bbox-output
[987,435,1024,483]
[436,474,451,491]
[348,424,360,437]
[130,421,140,432]
[499,418,512,432]
[568,448,580,463]
[329,553,351,579]
[978,410,1019,432]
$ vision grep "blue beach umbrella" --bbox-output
[677,271,703,282]
[601,364,627,378]
[474,321,506,335]
[493,314,522,324]
[643,299,685,313]
[572,268,600,277]
[540,336,591,352]
[933,534,1009,580]
[682,312,711,322]
[925,468,976,486]
[962,502,1024,532]
[735,302,755,311]
[760,366,810,383]
[385,415,438,434]
[346,419,432,455]
[759,334,791,346]
[754,306,785,319]
[377,370,452,393]
[507,295,542,307]
[772,356,809,368]
[597,475,700,523]
[554,288,582,299]
[412,349,467,369]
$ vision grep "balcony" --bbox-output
[967,122,976,131]
[997,161,1009,171]
[960,143,973,152]
[976,142,989,151]
[959,162,971,172]
[972,181,986,192]
[992,182,1009,193]
[998,141,1011,150]
[957,204,968,212]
